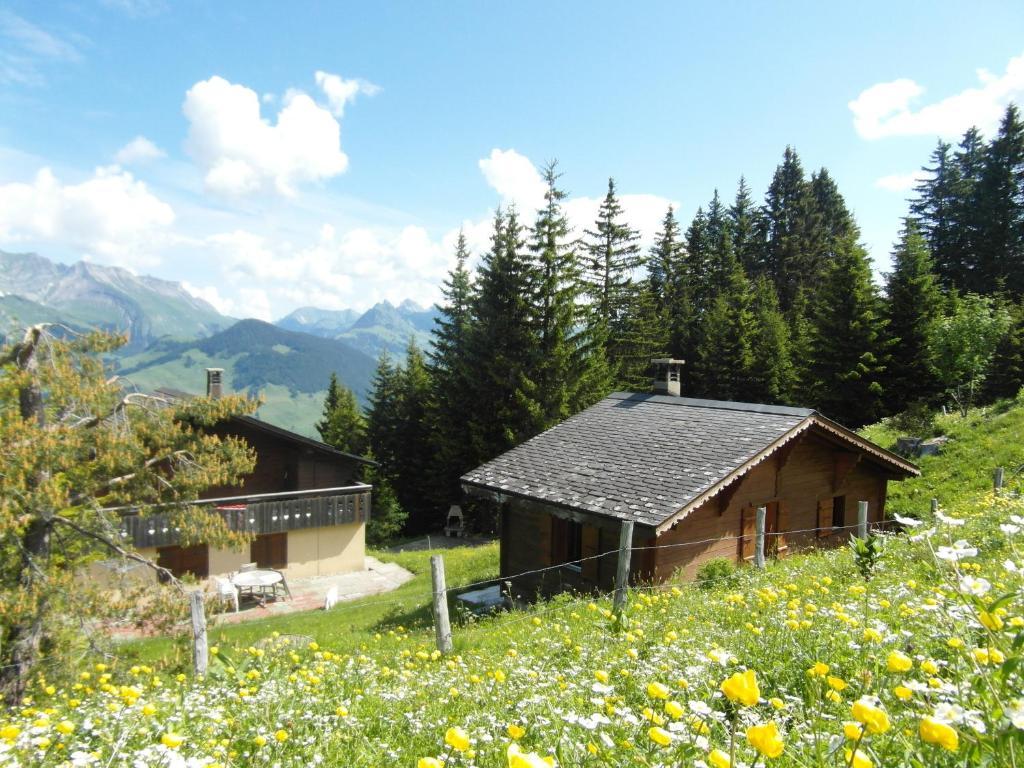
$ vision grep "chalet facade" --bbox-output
[462,364,917,594]
[122,370,373,581]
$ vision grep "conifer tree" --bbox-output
[613,279,668,391]
[366,352,402,473]
[807,233,886,426]
[427,231,477,507]
[584,178,642,332]
[466,207,543,462]
[984,298,1024,400]
[693,261,754,400]
[975,104,1024,295]
[392,341,434,531]
[748,276,795,403]
[786,287,815,404]
[729,176,764,277]
[528,161,581,425]
[648,205,692,363]
[953,126,988,293]
[911,140,963,290]
[882,219,942,412]
[316,372,367,456]
[761,146,812,311]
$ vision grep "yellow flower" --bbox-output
[947,637,964,649]
[595,670,609,684]
[851,698,890,734]
[826,689,843,703]
[920,716,959,751]
[894,686,913,701]
[647,681,669,699]
[807,661,829,677]
[335,705,349,717]
[769,697,785,710]
[1,724,21,742]
[843,722,863,740]
[507,742,554,768]
[161,733,185,749]
[844,747,873,768]
[253,735,267,747]
[507,724,525,739]
[886,650,913,673]
[708,748,732,768]
[55,720,74,735]
[648,726,672,747]
[274,729,289,742]
[746,721,784,758]
[665,700,684,719]
[920,659,938,675]
[980,611,1004,631]
[418,759,443,768]
[863,628,883,643]
[720,669,760,707]
[445,726,470,752]
[827,676,847,691]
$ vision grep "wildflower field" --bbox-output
[4,487,1022,767]
[4,397,1024,768]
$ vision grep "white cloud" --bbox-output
[314,70,379,117]
[183,75,349,197]
[850,52,1024,140]
[114,135,166,165]
[0,9,81,85]
[874,171,927,192]
[181,281,235,316]
[478,148,548,214]
[0,165,174,268]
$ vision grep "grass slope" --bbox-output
[7,399,1024,766]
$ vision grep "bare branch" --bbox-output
[49,515,184,593]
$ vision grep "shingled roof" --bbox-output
[461,392,918,532]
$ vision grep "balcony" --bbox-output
[122,485,372,549]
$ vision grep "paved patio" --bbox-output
[211,556,413,624]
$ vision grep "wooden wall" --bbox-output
[654,429,890,581]
[200,419,358,499]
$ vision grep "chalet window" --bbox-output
[251,532,288,569]
[551,517,584,571]
[832,495,847,531]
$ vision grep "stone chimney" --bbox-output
[206,368,224,399]
[651,358,684,397]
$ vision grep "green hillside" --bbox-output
[13,396,1022,766]
[115,319,376,435]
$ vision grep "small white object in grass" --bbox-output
[893,513,923,527]
[936,511,966,526]
[324,585,338,610]
[958,575,991,596]
[935,540,978,561]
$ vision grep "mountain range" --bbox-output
[0,250,441,436]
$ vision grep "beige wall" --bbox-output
[208,545,250,577]
[285,522,365,578]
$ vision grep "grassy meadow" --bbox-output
[3,398,1024,766]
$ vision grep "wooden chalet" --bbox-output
[121,369,374,580]
[461,360,918,594]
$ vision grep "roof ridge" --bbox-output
[606,391,814,418]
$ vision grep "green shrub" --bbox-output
[695,557,737,589]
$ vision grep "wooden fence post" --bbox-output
[190,590,207,677]
[754,506,766,569]
[431,554,453,654]
[931,498,939,516]
[613,520,634,617]
[857,501,869,539]
[994,467,1005,494]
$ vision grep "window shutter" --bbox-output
[817,499,832,537]
[740,506,756,561]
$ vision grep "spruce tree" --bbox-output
[528,161,580,425]
[648,205,692,362]
[427,231,477,508]
[953,126,988,293]
[693,261,754,400]
[613,278,668,391]
[975,104,1024,296]
[882,219,942,413]
[729,176,764,277]
[786,287,815,405]
[761,146,811,311]
[911,140,962,290]
[748,276,795,403]
[807,233,886,427]
[466,207,543,462]
[392,341,434,532]
[316,372,368,456]
[366,352,402,473]
[984,298,1024,400]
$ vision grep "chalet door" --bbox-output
[739,502,789,562]
[251,533,288,569]
[156,544,209,579]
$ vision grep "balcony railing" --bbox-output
[122,485,372,549]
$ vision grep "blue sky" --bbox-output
[2,1,1024,319]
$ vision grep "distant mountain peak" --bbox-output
[398,298,425,313]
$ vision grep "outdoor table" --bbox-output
[231,569,290,604]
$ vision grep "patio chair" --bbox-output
[214,576,239,613]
